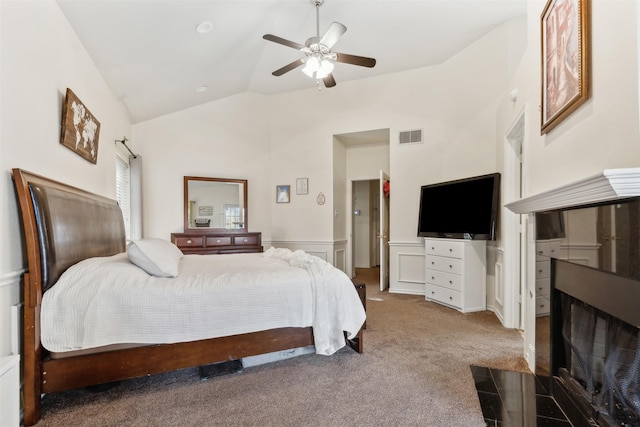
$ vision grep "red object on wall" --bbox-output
[383,180,390,198]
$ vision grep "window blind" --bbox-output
[115,155,131,239]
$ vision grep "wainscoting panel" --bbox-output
[389,241,425,295]
[266,240,347,273]
[0,270,22,356]
[0,355,20,427]
[0,270,23,427]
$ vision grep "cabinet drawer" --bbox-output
[175,236,204,248]
[425,255,463,275]
[206,236,232,247]
[425,283,461,308]
[233,235,259,246]
[536,278,550,296]
[536,240,560,258]
[424,240,463,258]
[425,269,462,291]
[536,260,550,279]
[536,296,550,316]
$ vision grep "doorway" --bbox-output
[504,112,525,330]
[352,179,381,284]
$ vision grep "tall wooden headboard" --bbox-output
[12,168,126,424]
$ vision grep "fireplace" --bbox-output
[552,259,640,426]
[505,168,640,427]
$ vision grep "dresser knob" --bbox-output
[431,276,435,280]
[449,265,453,269]
[216,239,221,243]
[449,296,453,300]
[243,239,248,242]
[431,291,435,295]
[187,239,192,244]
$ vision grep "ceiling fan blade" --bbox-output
[323,74,337,88]
[334,52,377,68]
[319,22,347,49]
[272,59,305,76]
[263,34,305,50]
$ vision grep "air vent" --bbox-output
[399,129,423,144]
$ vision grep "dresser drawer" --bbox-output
[425,269,462,291]
[175,236,204,248]
[424,240,463,258]
[425,283,462,308]
[536,296,550,316]
[425,255,463,275]
[536,260,550,279]
[206,236,232,247]
[233,235,259,246]
[536,278,550,296]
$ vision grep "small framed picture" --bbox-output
[296,178,309,195]
[276,185,290,203]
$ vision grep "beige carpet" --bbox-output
[35,278,527,426]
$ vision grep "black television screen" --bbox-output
[417,173,501,240]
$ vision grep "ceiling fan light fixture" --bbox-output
[302,56,333,79]
[316,59,334,78]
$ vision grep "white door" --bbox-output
[379,171,390,291]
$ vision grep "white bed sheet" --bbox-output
[41,248,366,356]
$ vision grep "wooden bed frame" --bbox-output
[13,168,361,426]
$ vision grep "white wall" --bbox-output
[135,21,514,276]
[133,92,271,239]
[496,0,640,370]
[0,0,132,359]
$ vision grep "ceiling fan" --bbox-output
[263,0,376,88]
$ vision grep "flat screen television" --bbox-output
[417,173,501,240]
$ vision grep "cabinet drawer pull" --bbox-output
[449,265,453,269]
[431,291,435,295]
[243,239,248,243]
[431,276,435,280]
[449,296,453,300]
[187,239,192,244]
[216,239,222,243]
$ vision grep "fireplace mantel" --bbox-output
[505,167,640,214]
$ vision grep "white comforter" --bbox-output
[41,248,366,356]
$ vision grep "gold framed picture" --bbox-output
[60,88,101,164]
[540,0,590,134]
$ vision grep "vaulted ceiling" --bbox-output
[57,0,526,123]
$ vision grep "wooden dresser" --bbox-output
[171,231,262,255]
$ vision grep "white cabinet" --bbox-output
[424,238,486,313]
[534,240,559,316]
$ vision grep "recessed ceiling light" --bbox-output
[195,21,213,34]
[195,86,208,93]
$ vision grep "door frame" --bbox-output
[503,111,526,330]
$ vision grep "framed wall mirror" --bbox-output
[184,176,248,233]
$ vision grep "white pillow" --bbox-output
[127,238,183,277]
